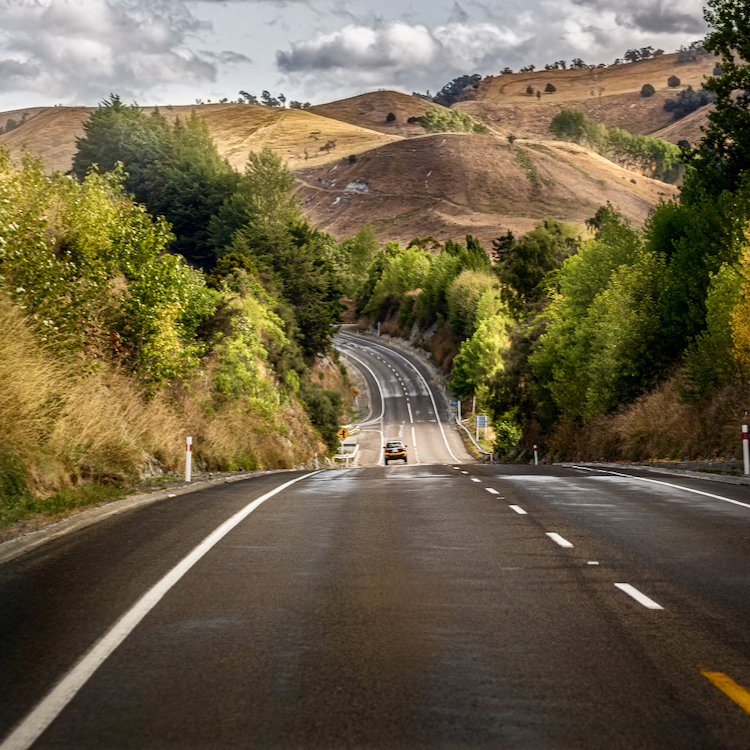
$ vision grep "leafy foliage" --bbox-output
[663,86,717,120]
[550,110,684,183]
[420,108,489,134]
[434,74,482,106]
[72,96,238,268]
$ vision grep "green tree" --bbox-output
[690,0,750,192]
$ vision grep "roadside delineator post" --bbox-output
[743,425,749,476]
[533,445,539,466]
[186,436,193,483]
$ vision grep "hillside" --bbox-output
[455,52,718,140]
[297,133,677,248]
[309,91,443,137]
[1,55,703,247]
[0,102,400,174]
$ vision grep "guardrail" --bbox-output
[334,443,359,467]
[456,420,496,463]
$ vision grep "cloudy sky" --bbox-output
[0,0,708,111]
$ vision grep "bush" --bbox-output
[545,83,557,93]
[641,83,655,97]
[526,85,534,96]
[668,75,681,88]
[386,112,396,122]
[419,108,489,134]
[494,420,522,456]
[298,381,343,451]
[664,86,717,120]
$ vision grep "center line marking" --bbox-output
[486,488,499,495]
[509,505,527,514]
[546,532,574,548]
[614,583,663,610]
[461,471,469,475]
[701,671,750,715]
[471,478,481,483]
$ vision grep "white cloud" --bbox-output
[274,0,707,101]
[0,0,250,101]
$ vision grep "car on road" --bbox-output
[384,440,407,464]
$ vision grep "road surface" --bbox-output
[334,331,471,466]
[2,339,750,748]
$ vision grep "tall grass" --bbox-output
[0,292,325,528]
[546,375,750,462]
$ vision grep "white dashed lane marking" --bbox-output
[509,505,527,515]
[615,583,664,610]
[547,533,574,548]
[486,488,499,495]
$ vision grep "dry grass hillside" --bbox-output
[309,91,444,137]
[1,54,706,246]
[0,102,399,174]
[456,52,718,140]
[652,105,712,146]
[297,133,677,248]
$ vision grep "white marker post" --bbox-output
[185,436,193,483]
[744,425,749,476]
[533,445,538,466]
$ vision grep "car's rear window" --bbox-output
[386,442,402,448]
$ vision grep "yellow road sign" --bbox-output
[337,428,350,441]
[352,389,359,397]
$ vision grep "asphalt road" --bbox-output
[334,331,470,466]
[3,342,750,748]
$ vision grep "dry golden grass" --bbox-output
[545,375,750,462]
[298,132,677,248]
[0,291,326,523]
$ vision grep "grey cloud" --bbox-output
[448,3,470,24]
[630,9,705,34]
[571,0,705,34]
[0,0,242,101]
[200,49,252,64]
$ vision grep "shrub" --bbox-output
[641,83,655,97]
[664,86,717,120]
[545,83,557,93]
[386,112,396,122]
[419,108,489,134]
[494,420,522,456]
[668,75,681,88]
[298,381,343,451]
[526,85,534,96]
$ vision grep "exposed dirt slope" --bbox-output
[309,91,445,137]
[297,133,677,248]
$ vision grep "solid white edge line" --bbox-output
[339,333,460,463]
[0,472,319,750]
[486,488,499,495]
[336,347,386,466]
[570,465,750,510]
[614,583,664,610]
[509,505,527,515]
[546,532,574,548]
